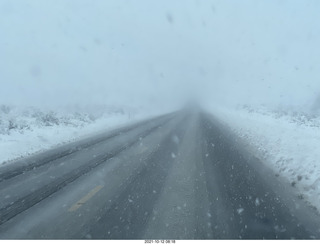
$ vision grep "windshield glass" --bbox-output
[1,0,320,241]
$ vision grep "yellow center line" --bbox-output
[68,185,104,212]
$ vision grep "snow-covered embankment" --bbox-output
[209,105,320,212]
[0,105,157,167]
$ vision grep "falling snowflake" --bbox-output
[237,208,244,214]
[255,198,260,206]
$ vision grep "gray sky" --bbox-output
[1,0,320,109]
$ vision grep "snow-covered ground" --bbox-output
[0,104,166,167]
[208,104,320,212]
[2,102,320,213]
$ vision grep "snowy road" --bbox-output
[0,110,320,239]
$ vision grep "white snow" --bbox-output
[207,104,320,212]
[255,198,260,207]
[0,104,165,167]
[237,208,244,215]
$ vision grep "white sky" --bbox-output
[1,0,320,109]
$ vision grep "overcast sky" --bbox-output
[1,0,320,110]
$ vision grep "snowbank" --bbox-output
[0,104,164,167]
[207,104,320,212]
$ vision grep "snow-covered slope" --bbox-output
[208,104,320,212]
[0,104,163,167]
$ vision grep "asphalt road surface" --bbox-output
[0,109,320,239]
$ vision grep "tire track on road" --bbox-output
[0,117,171,225]
[0,113,174,183]
[85,117,189,239]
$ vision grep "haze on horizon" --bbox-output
[1,0,319,112]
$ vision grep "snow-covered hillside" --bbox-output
[0,104,159,166]
[209,104,320,213]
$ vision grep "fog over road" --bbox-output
[0,109,320,239]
